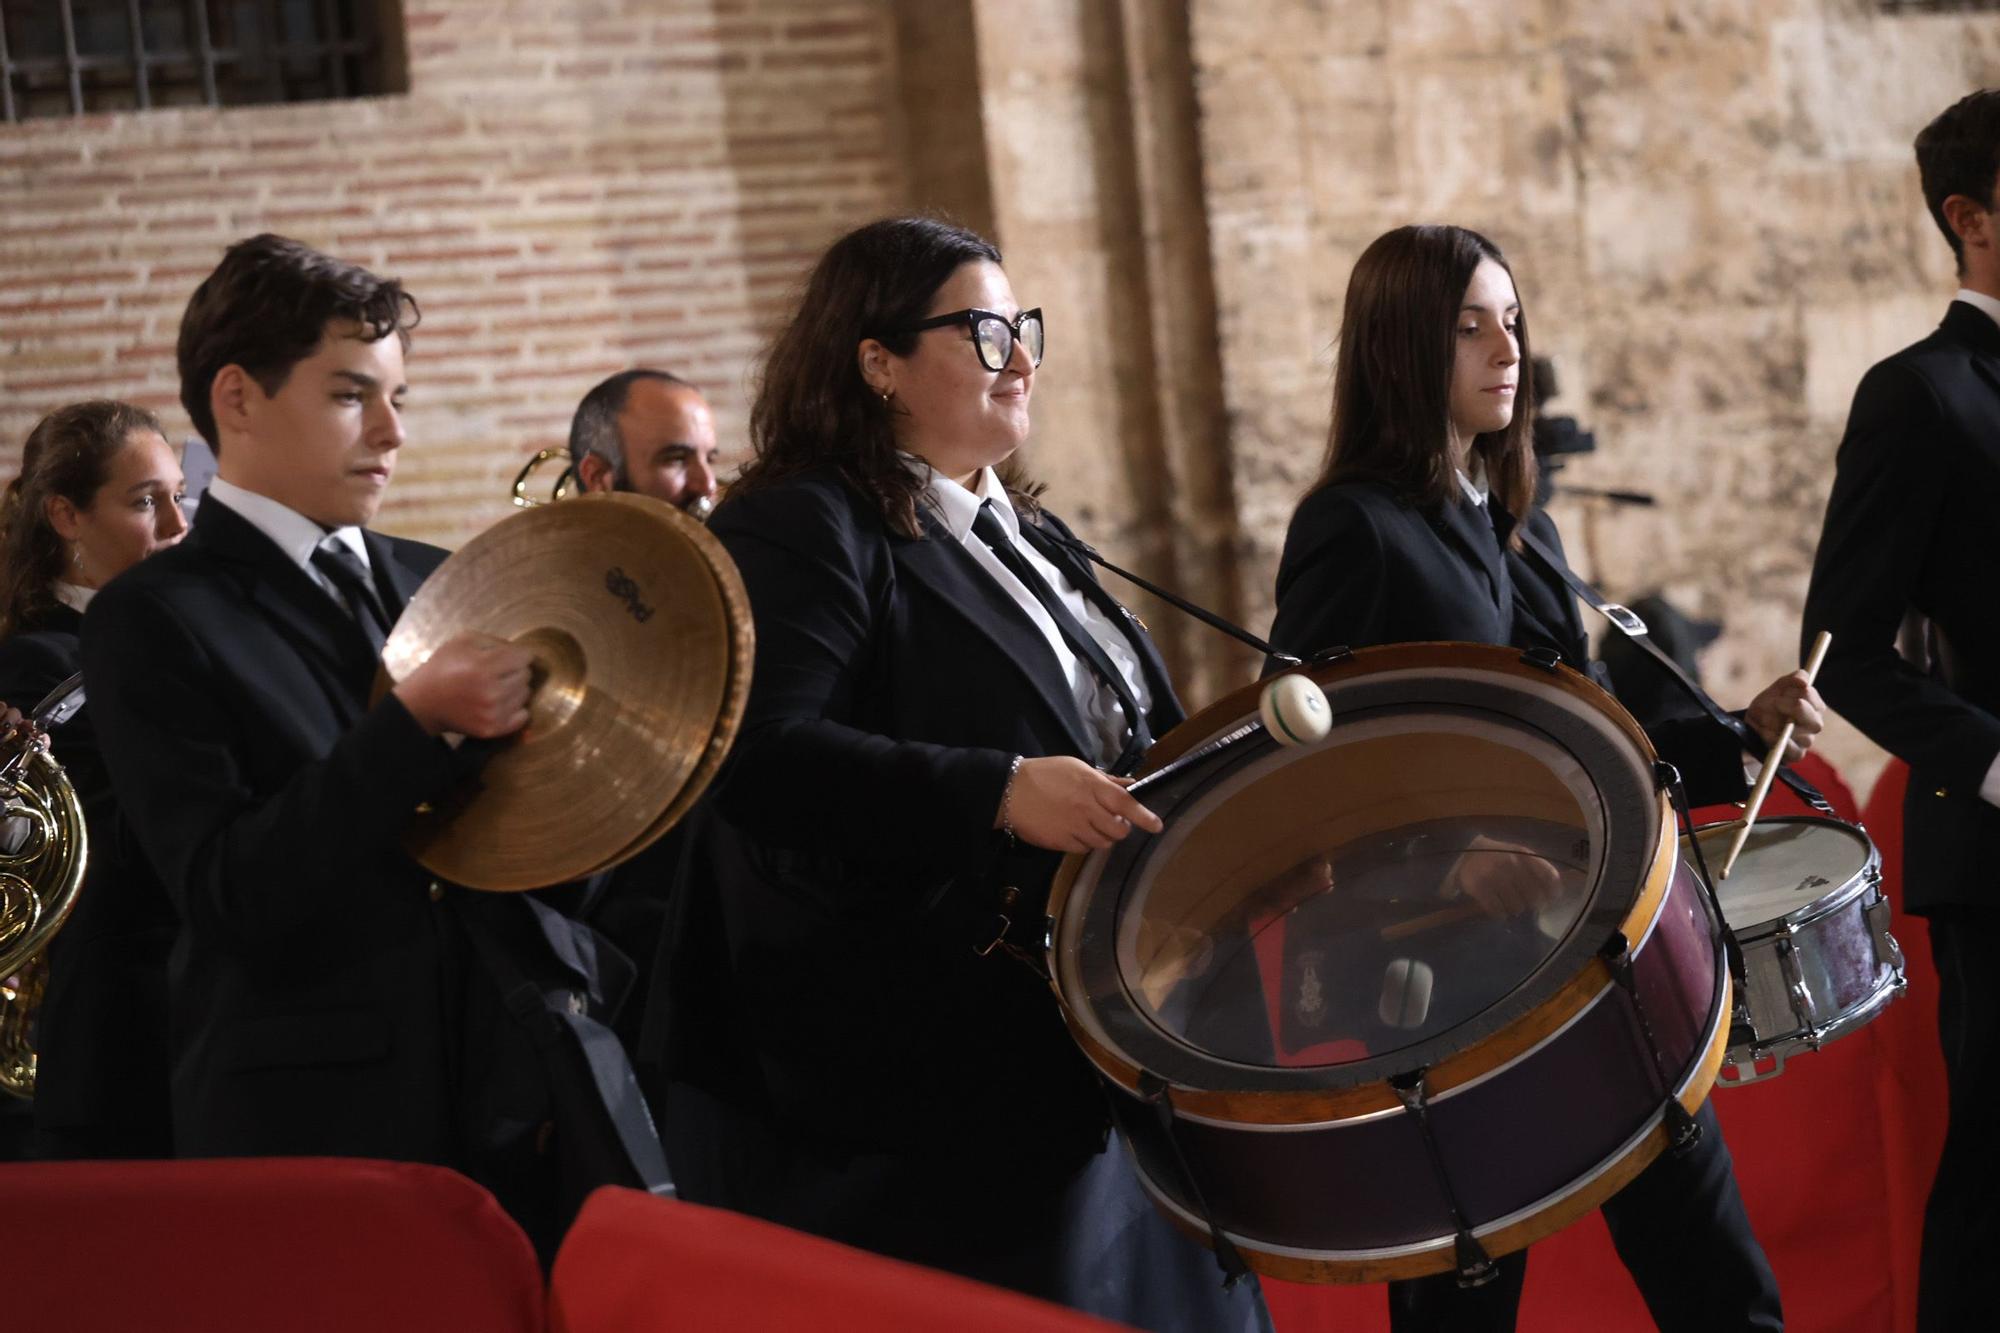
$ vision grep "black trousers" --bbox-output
[1387,1101,1782,1332]
[1919,911,1999,1333]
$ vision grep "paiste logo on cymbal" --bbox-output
[603,566,655,623]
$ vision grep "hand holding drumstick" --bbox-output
[1720,631,1833,879]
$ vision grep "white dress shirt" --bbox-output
[53,581,95,614]
[205,477,373,604]
[912,461,1153,768]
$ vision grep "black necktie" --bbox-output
[312,537,389,652]
[970,501,1150,767]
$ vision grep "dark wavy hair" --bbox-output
[1312,224,1536,528]
[1916,88,2000,272]
[0,400,163,637]
[177,233,419,451]
[735,215,1041,538]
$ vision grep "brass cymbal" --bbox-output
[378,492,753,890]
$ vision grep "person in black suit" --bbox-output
[0,400,186,1160]
[647,216,1270,1332]
[1270,225,1822,1332]
[1803,88,2000,1333]
[79,234,643,1256]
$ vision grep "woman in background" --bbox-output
[0,399,187,1159]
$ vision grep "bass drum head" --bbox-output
[1052,644,1666,1103]
[1688,817,1876,929]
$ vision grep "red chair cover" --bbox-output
[548,1186,1135,1333]
[0,1156,545,1333]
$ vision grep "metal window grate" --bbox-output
[1876,1,2000,11]
[1,0,406,123]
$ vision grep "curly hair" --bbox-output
[0,400,163,636]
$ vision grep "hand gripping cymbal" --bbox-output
[376,492,753,890]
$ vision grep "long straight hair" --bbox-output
[736,215,1042,538]
[1312,224,1536,527]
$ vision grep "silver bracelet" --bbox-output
[999,754,1025,841]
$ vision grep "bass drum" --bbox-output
[1046,643,1731,1283]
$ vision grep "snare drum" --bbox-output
[1685,817,1907,1085]
[1047,643,1730,1284]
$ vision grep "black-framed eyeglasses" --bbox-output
[886,307,1045,372]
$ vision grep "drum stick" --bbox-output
[1717,630,1832,881]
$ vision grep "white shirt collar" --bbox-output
[205,477,371,573]
[1456,457,1490,506]
[902,455,1014,542]
[1955,287,2000,333]
[53,581,95,614]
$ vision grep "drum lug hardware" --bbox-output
[1776,935,1822,1047]
[1309,644,1354,665]
[1864,895,1905,977]
[1518,646,1562,673]
[1388,1070,1498,1288]
[1602,933,1702,1154]
[1653,760,1682,795]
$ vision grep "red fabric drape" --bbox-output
[0,1156,547,1333]
[1262,755,1947,1332]
[548,1186,1136,1333]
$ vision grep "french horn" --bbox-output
[0,673,89,1100]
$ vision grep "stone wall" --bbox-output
[1191,0,2000,789]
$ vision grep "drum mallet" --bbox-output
[1128,674,1332,798]
[1718,630,1832,880]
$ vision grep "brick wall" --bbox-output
[0,0,903,546]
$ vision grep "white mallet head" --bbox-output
[1259,673,1332,746]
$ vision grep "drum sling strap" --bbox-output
[1035,527,1303,665]
[462,896,676,1199]
[1512,527,1833,816]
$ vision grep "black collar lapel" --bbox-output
[891,514,1099,759]
[1434,496,1511,611]
[362,528,427,623]
[195,498,379,693]
[1943,299,2000,361]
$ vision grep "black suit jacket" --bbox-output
[0,605,176,1157]
[652,468,1183,1243]
[81,497,477,1163]
[1805,300,2000,912]
[1268,479,1747,804]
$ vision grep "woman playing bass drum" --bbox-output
[648,216,1271,1332]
